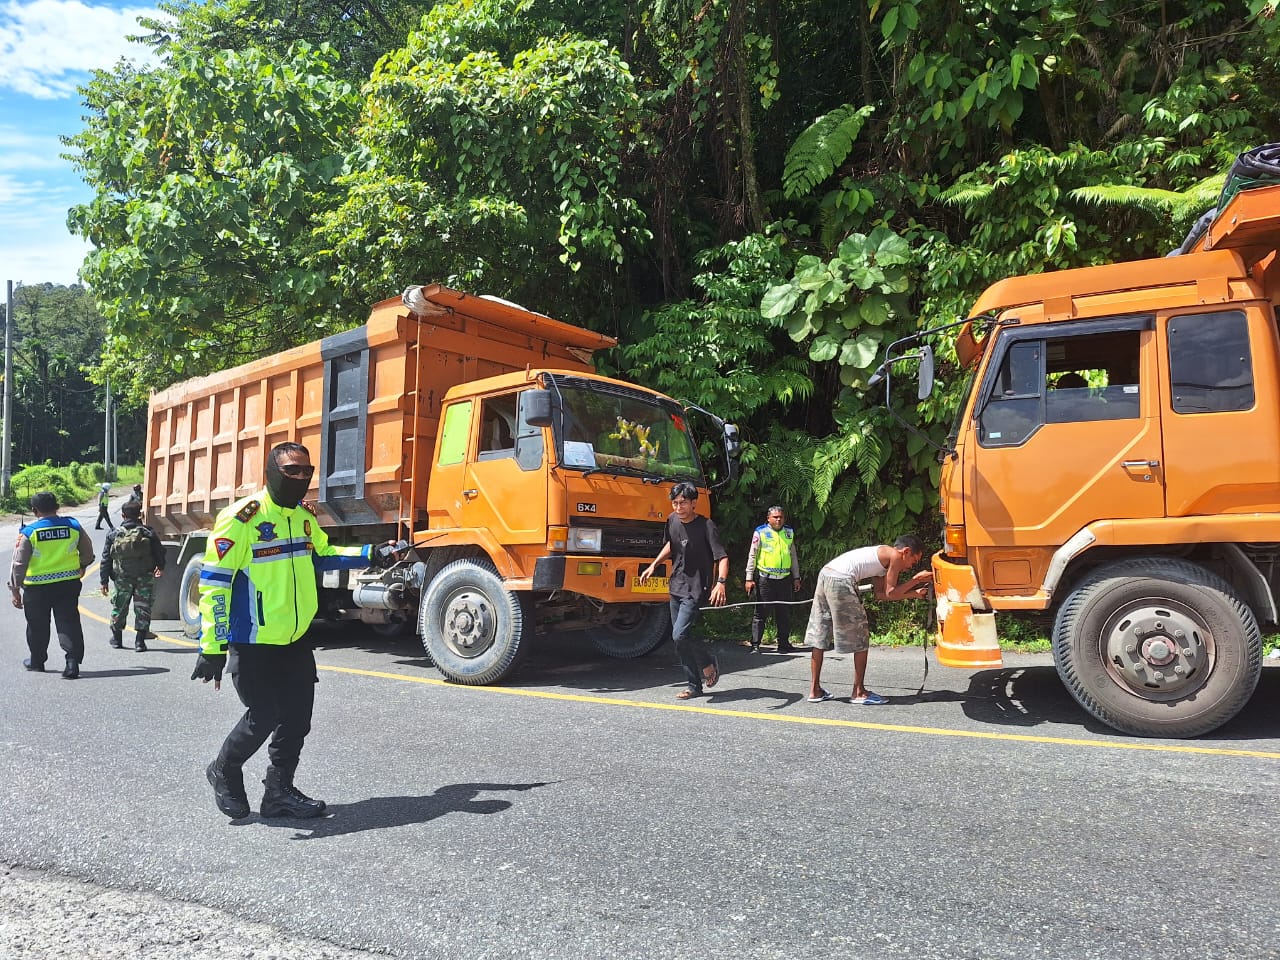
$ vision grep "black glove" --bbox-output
[191,653,226,683]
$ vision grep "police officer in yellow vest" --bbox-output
[744,505,802,653]
[192,441,400,820]
[9,491,95,678]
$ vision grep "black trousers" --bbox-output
[95,505,113,530]
[751,576,793,646]
[217,642,317,777]
[24,579,85,666]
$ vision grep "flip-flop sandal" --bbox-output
[851,691,888,705]
[702,656,720,689]
[676,689,699,700]
[807,690,832,703]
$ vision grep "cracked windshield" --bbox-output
[557,384,702,480]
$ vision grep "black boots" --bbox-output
[61,659,79,679]
[109,629,123,649]
[134,632,148,652]
[260,767,326,819]
[22,658,44,672]
[206,760,250,819]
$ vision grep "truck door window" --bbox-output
[1044,330,1141,424]
[1168,310,1255,414]
[979,341,1041,447]
[478,395,519,460]
[438,400,473,466]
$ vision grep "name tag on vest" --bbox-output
[35,527,71,541]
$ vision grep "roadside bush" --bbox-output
[1,463,100,514]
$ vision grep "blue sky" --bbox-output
[1,0,158,287]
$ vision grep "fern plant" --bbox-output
[782,104,875,200]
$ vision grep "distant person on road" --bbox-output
[806,536,931,706]
[94,482,114,531]
[744,505,802,654]
[126,483,143,507]
[192,441,398,821]
[9,491,95,679]
[99,500,165,652]
[639,481,729,700]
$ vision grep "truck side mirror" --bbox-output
[918,344,935,401]
[523,389,553,427]
[723,423,741,483]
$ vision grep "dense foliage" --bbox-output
[64,0,1280,565]
[0,284,144,468]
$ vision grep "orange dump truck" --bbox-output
[873,161,1280,737]
[146,284,739,684]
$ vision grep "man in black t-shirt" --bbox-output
[640,482,729,699]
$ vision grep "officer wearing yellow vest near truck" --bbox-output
[192,441,403,821]
[9,491,95,679]
[743,505,802,654]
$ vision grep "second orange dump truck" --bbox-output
[873,148,1280,738]
[145,284,739,684]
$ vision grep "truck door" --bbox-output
[461,390,548,543]
[1159,307,1276,517]
[968,315,1164,581]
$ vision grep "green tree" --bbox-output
[67,41,359,402]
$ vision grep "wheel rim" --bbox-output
[1100,597,1214,701]
[439,587,498,659]
[603,604,646,634]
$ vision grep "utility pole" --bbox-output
[104,377,112,479]
[2,281,13,499]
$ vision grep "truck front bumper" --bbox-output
[533,555,669,604]
[932,552,1003,669]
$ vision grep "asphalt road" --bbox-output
[2,498,1278,959]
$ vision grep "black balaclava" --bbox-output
[266,457,311,509]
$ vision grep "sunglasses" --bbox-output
[279,464,316,479]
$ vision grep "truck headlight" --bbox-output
[568,527,602,552]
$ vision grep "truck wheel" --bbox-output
[419,559,528,685]
[585,603,670,658]
[179,555,204,639]
[1052,558,1262,738]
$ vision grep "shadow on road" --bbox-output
[930,662,1280,742]
[251,781,551,840]
[73,665,171,680]
[705,685,804,710]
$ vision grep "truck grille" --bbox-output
[569,519,666,557]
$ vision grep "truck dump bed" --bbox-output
[145,285,612,535]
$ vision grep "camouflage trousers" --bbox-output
[110,576,155,633]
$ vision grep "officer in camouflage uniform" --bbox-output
[99,500,165,651]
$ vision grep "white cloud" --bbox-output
[0,127,68,171]
[0,0,159,99]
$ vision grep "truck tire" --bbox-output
[419,559,528,685]
[179,554,204,640]
[585,603,670,658]
[1052,557,1262,738]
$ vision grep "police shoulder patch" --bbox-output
[235,500,261,523]
[300,499,318,516]
[214,537,235,559]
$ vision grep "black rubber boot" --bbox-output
[109,629,123,649]
[260,767,326,819]
[134,632,148,652]
[61,659,79,679]
[206,760,250,819]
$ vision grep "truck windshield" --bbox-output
[550,376,705,483]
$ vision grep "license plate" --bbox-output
[631,575,668,594]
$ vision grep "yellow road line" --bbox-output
[78,596,1280,761]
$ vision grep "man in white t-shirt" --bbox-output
[805,536,931,705]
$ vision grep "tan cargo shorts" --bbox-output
[804,571,869,653]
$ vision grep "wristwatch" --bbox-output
[716,577,727,584]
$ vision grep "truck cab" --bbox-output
[929,182,1280,737]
